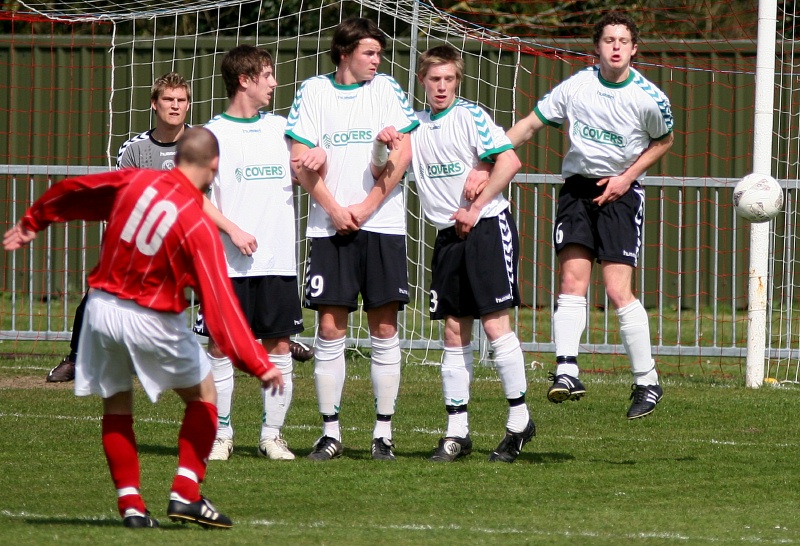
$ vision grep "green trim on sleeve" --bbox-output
[478,143,514,163]
[285,131,315,148]
[534,106,561,128]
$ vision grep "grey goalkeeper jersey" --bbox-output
[115,125,190,169]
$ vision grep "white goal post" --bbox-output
[745,0,778,388]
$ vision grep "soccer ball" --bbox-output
[733,173,783,223]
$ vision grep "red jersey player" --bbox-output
[3,127,282,530]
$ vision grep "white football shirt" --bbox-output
[286,73,419,237]
[411,99,514,229]
[535,65,673,180]
[205,112,297,277]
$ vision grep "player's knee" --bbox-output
[198,373,218,405]
[482,311,513,342]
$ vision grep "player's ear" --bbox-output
[151,100,158,112]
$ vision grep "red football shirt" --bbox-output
[21,168,273,377]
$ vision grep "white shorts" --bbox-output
[75,290,211,403]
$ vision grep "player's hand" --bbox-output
[463,162,491,201]
[291,147,327,173]
[450,207,480,239]
[375,126,403,150]
[593,175,631,206]
[228,226,258,256]
[3,222,36,250]
[259,367,285,396]
[330,205,359,235]
[346,202,374,229]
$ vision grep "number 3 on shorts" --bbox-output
[429,290,439,314]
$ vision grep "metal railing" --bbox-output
[1,165,771,360]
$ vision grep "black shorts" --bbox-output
[192,275,304,339]
[303,231,409,312]
[429,209,520,320]
[553,175,645,266]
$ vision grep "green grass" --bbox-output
[2,354,800,544]
[0,286,757,378]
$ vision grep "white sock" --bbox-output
[313,336,346,416]
[371,334,401,440]
[373,420,392,440]
[507,403,531,433]
[322,419,342,442]
[441,345,472,407]
[490,332,528,400]
[553,294,587,375]
[208,353,234,440]
[370,334,401,416]
[446,410,469,438]
[556,361,579,377]
[261,352,293,440]
[617,300,659,385]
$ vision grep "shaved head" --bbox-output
[175,127,219,168]
[175,127,220,192]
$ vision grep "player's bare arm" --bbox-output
[463,161,492,201]
[350,131,412,226]
[3,221,37,251]
[450,149,521,239]
[201,195,258,256]
[290,140,359,234]
[506,109,546,148]
[594,132,674,206]
[293,145,328,173]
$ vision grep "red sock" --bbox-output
[102,414,145,516]
[171,401,218,502]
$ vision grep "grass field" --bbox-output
[2,351,800,545]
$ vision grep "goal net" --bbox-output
[2,0,791,381]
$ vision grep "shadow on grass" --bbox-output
[25,517,213,531]
[135,442,578,465]
[25,517,122,528]
[137,443,178,457]
[367,448,576,464]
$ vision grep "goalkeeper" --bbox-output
[46,72,263,384]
